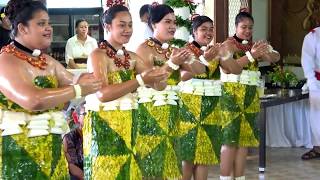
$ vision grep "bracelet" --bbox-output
[136,74,145,86]
[199,55,209,66]
[73,84,82,99]
[166,59,179,70]
[245,51,255,63]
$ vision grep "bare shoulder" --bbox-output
[0,53,22,70]
[136,42,152,54]
[128,51,142,61]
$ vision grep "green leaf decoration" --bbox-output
[220,88,241,112]
[178,128,197,161]
[2,136,48,179]
[221,116,241,146]
[33,76,55,88]
[137,140,166,177]
[137,104,165,136]
[92,112,131,156]
[119,70,133,82]
[179,103,197,124]
[116,157,131,180]
[244,112,260,140]
[176,15,192,30]
[202,125,222,159]
[243,85,257,109]
[165,0,197,10]
[200,96,219,121]
[50,135,62,176]
[169,38,187,48]
[168,105,179,132]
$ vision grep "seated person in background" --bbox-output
[0,6,12,49]
[63,102,85,180]
[65,19,97,69]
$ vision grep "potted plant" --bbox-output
[267,65,299,91]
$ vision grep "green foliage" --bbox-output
[169,38,187,48]
[176,15,192,30]
[267,65,299,88]
[165,0,197,11]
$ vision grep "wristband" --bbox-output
[167,59,179,70]
[199,55,209,66]
[245,51,255,63]
[73,84,82,99]
[136,74,145,86]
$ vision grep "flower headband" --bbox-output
[106,0,125,8]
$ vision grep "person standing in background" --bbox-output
[126,4,153,51]
[139,4,153,40]
[65,19,97,69]
[301,27,320,160]
[0,6,11,49]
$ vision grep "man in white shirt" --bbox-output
[65,19,98,69]
[301,27,320,160]
[139,4,153,40]
[126,4,153,51]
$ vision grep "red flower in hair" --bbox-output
[106,0,125,7]
[151,2,159,7]
[191,13,200,21]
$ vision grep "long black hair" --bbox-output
[6,0,47,37]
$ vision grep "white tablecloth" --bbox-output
[266,98,312,148]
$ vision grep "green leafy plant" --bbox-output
[176,15,192,30]
[169,38,187,47]
[165,0,197,10]
[267,65,299,88]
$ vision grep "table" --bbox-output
[259,89,309,173]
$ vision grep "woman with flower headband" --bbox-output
[219,10,280,180]
[0,0,102,179]
[134,3,200,179]
[178,15,249,180]
[83,3,170,179]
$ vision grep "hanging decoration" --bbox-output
[165,0,198,47]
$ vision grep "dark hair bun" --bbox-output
[6,0,33,23]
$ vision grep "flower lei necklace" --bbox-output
[231,34,253,52]
[187,41,203,58]
[146,38,173,60]
[0,42,47,70]
[99,40,131,70]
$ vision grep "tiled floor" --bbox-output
[208,147,320,180]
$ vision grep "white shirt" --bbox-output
[301,27,320,91]
[65,35,98,64]
[142,22,153,40]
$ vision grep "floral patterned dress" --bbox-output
[0,75,69,179]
